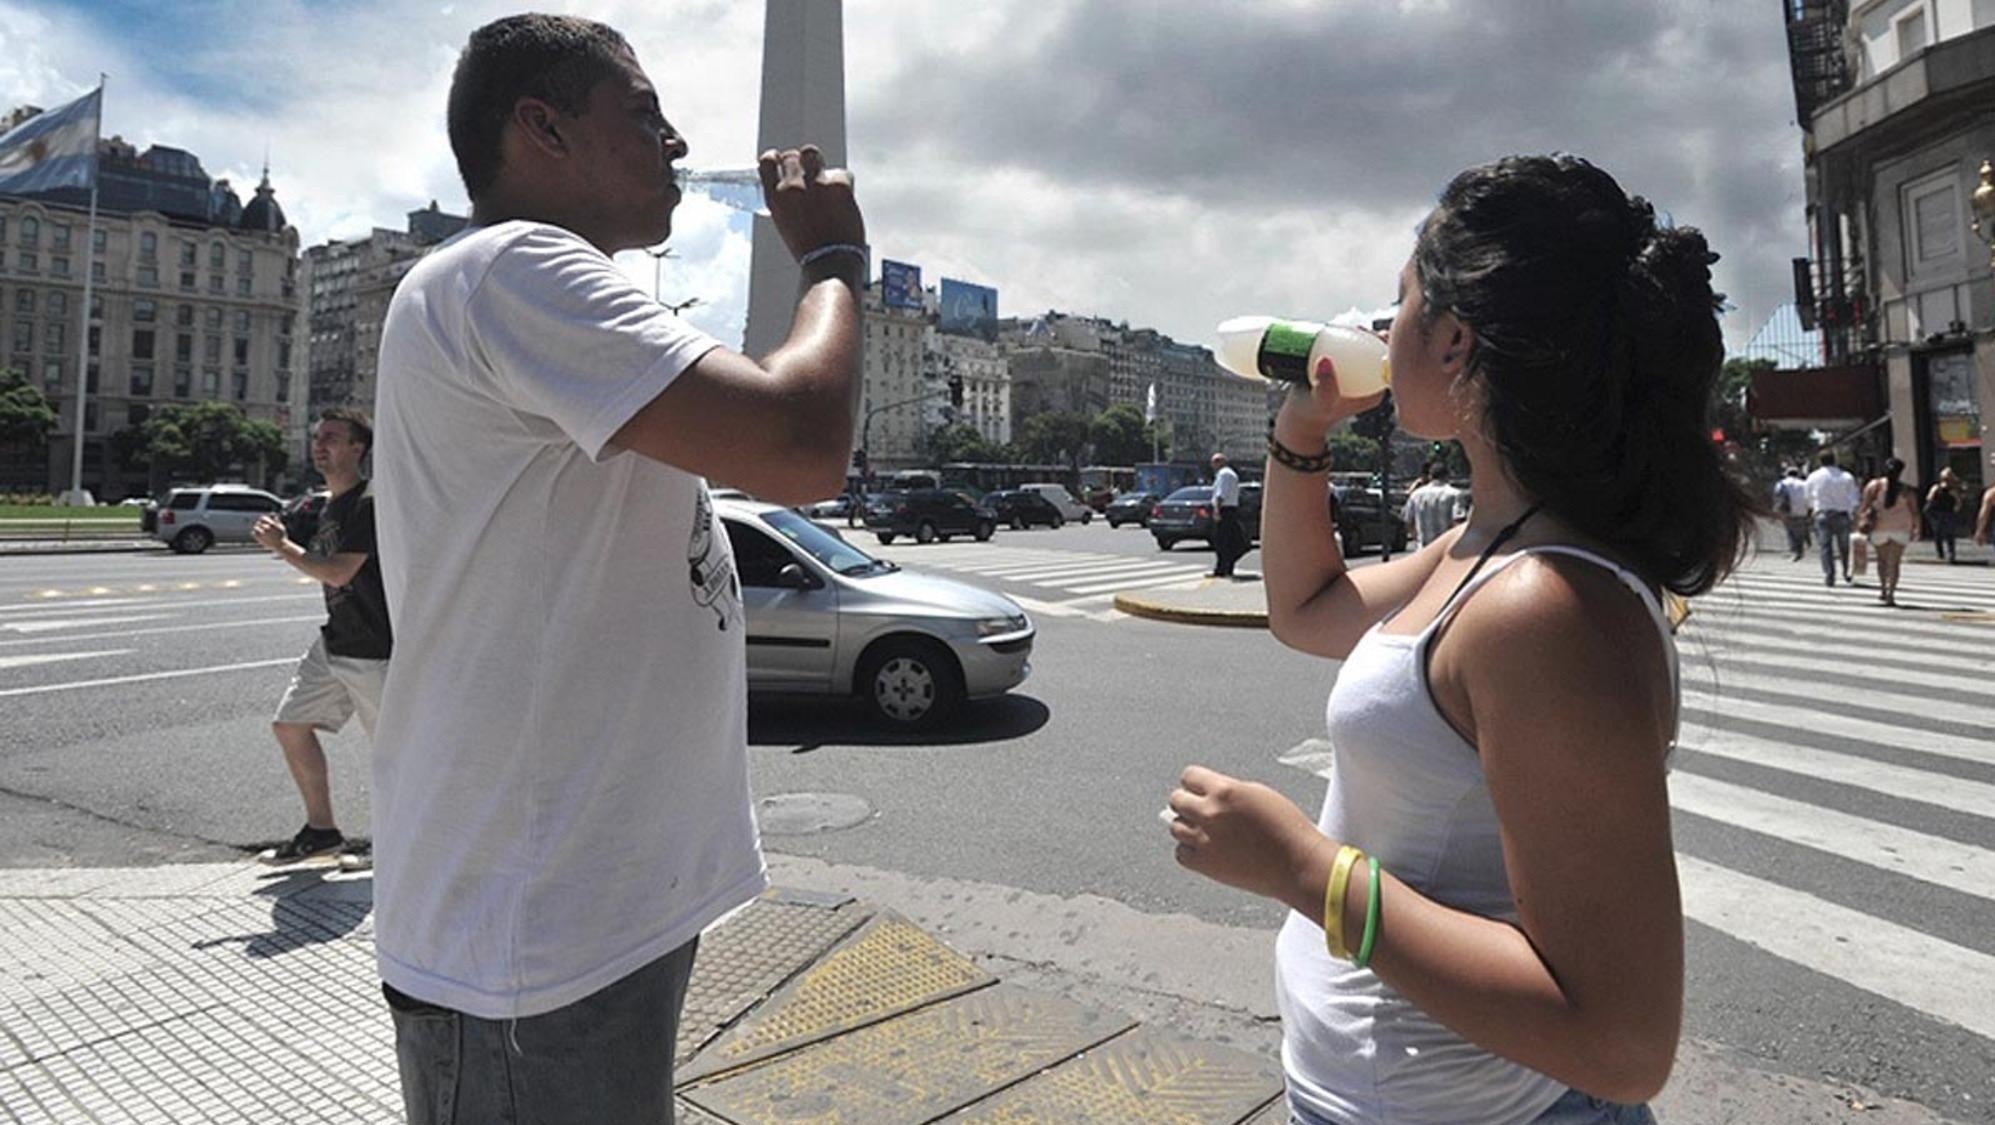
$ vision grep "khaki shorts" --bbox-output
[273,636,387,737]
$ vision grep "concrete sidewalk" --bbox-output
[1115,572,1271,628]
[0,861,1286,1124]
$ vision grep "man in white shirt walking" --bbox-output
[1402,461,1466,550]
[1209,452,1246,577]
[1771,465,1811,561]
[1805,449,1862,587]
[371,15,865,1123]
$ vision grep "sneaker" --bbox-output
[336,839,373,873]
[260,824,345,866]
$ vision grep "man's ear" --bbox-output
[511,97,569,161]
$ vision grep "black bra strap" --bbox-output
[1443,503,1542,607]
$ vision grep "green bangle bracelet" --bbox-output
[1353,856,1382,969]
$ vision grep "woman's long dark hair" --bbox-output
[1882,457,1905,509]
[1411,154,1755,597]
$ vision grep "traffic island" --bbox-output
[1113,575,1270,628]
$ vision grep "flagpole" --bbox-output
[65,76,103,506]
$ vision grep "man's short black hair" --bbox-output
[1819,449,1837,468]
[319,407,374,455]
[447,14,632,200]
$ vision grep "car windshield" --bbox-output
[758,509,896,577]
[1164,487,1210,502]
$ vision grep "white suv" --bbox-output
[153,484,285,554]
[1018,483,1092,525]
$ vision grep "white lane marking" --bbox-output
[1679,729,1995,817]
[3,593,318,619]
[0,649,134,671]
[0,597,166,617]
[1008,596,1089,619]
[1669,772,1995,902]
[1699,647,1995,697]
[1062,570,1213,596]
[1676,853,1995,1041]
[0,614,324,648]
[0,657,296,699]
[1690,630,1995,673]
[1683,664,1992,728]
[0,615,177,634]
[1682,607,1993,658]
[1682,693,1995,768]
[1034,562,1204,587]
[980,557,1162,580]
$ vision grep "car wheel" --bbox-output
[1052,514,1064,529]
[1080,512,1092,525]
[1011,516,1026,531]
[858,637,962,728]
[1107,518,1120,529]
[876,533,896,545]
[916,520,938,544]
[173,526,214,554]
[974,521,994,542]
[1155,537,1173,551]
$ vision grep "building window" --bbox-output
[209,243,224,270]
[233,337,249,366]
[237,249,252,276]
[202,368,220,396]
[277,341,291,369]
[178,240,196,268]
[237,275,251,297]
[44,321,63,352]
[133,298,156,323]
[18,216,37,247]
[276,372,290,403]
[89,292,101,320]
[1896,7,1929,61]
[19,251,37,273]
[139,231,157,262]
[205,308,222,331]
[208,274,223,294]
[234,309,250,333]
[175,304,193,328]
[51,224,69,251]
[0,216,6,242]
[132,329,154,360]
[128,403,150,428]
[1904,169,1960,280]
[232,370,248,401]
[176,333,192,363]
[13,289,30,314]
[85,363,98,393]
[179,270,196,291]
[91,260,104,284]
[47,291,65,317]
[42,360,61,391]
[130,364,153,396]
[92,228,105,253]
[137,266,158,288]
[12,322,32,353]
[50,257,68,277]
[204,336,221,363]
[173,366,191,398]
[87,325,99,356]
[84,401,99,433]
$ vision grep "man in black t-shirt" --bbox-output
[252,408,392,865]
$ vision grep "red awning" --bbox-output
[1748,364,1884,428]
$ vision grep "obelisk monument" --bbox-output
[742,0,848,359]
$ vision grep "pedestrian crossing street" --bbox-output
[866,539,1219,617]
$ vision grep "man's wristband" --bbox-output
[799,242,870,269]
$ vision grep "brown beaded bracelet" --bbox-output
[1267,433,1334,474]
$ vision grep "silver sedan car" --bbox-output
[716,500,1034,727]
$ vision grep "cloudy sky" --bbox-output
[2,0,1811,356]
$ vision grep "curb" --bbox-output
[0,541,163,556]
[1111,590,1268,628]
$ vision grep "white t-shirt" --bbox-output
[1212,465,1240,507]
[371,220,765,1019]
[1805,466,1861,514]
[1404,481,1464,548]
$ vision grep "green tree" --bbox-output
[0,366,58,448]
[927,422,1002,464]
[1326,431,1379,472]
[1015,412,1092,469]
[1087,404,1165,466]
[135,402,288,484]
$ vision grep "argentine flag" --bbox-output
[0,88,100,195]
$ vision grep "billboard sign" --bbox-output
[880,259,924,311]
[938,278,999,340]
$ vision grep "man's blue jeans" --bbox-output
[1815,510,1852,582]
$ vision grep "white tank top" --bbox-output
[1275,546,1679,1125]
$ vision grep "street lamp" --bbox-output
[664,297,702,316]
[1972,159,1995,271]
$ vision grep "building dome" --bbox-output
[238,166,286,233]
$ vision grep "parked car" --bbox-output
[718,499,1033,727]
[152,484,286,554]
[806,494,854,519]
[862,487,995,545]
[1149,482,1263,550]
[282,489,332,545]
[1331,484,1410,556]
[1103,490,1160,528]
[983,489,1065,530]
[1018,483,1093,524]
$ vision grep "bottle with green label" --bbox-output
[1214,316,1391,397]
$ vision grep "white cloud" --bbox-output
[2,0,1810,359]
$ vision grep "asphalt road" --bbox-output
[3,526,1991,1122]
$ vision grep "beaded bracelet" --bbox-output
[799,242,870,268]
[1268,433,1334,474]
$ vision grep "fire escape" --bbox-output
[1784,0,1872,364]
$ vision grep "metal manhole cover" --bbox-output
[756,792,873,835]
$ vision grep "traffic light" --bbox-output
[851,448,868,471]
[947,374,964,408]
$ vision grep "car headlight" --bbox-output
[974,614,1028,637]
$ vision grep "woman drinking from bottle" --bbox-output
[1165,155,1755,1125]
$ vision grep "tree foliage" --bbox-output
[1015,412,1092,468]
[927,422,1003,465]
[1087,404,1168,465]
[132,402,287,483]
[0,367,58,448]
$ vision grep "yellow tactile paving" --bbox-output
[949,1026,1284,1125]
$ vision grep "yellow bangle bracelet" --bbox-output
[1325,845,1363,960]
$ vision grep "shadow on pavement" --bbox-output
[749,694,1050,752]
[193,872,370,959]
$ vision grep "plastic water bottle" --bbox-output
[1214,316,1391,397]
